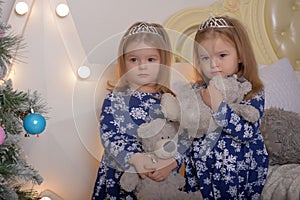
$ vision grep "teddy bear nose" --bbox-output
[163,141,176,153]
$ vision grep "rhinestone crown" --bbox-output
[127,23,160,37]
[199,16,232,30]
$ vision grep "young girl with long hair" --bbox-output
[92,22,184,199]
[184,16,269,199]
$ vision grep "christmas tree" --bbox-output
[0,2,47,199]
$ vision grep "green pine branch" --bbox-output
[0,3,48,198]
[0,87,47,199]
[0,85,29,109]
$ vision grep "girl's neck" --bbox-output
[131,84,158,93]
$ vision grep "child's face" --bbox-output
[197,35,240,80]
[124,42,161,91]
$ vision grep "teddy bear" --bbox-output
[162,75,260,138]
[120,118,202,200]
[261,107,300,165]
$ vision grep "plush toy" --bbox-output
[161,76,260,138]
[261,107,300,165]
[120,118,202,200]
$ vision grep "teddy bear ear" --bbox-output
[211,76,225,91]
[137,118,166,138]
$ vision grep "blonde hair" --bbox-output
[193,16,263,100]
[107,22,174,95]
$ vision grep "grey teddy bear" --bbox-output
[261,107,300,165]
[161,75,260,138]
[120,118,202,200]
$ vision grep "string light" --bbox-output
[41,197,51,200]
[40,189,62,200]
[56,3,69,17]
[15,1,29,15]
[77,66,91,79]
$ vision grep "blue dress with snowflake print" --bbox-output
[184,88,269,200]
[92,88,186,199]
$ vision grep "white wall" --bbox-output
[3,0,215,199]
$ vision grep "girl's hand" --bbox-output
[200,79,223,112]
[200,87,211,107]
[144,157,177,182]
[128,153,156,179]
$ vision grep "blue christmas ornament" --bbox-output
[23,113,46,135]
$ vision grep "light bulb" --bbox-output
[56,3,69,17]
[41,197,51,200]
[15,2,29,15]
[77,66,91,79]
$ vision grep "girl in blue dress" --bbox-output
[184,16,269,199]
[92,22,185,199]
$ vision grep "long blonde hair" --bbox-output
[107,22,174,95]
[193,16,263,100]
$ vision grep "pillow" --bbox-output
[259,58,300,114]
[261,107,300,165]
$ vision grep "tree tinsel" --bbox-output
[0,1,48,199]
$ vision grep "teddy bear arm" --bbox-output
[167,173,185,188]
[230,104,260,122]
[161,93,180,121]
[166,174,204,200]
[120,172,140,192]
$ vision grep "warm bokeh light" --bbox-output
[15,1,29,15]
[55,3,69,17]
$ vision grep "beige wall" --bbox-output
[3,0,215,199]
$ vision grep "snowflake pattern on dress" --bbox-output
[184,90,269,200]
[92,88,189,199]
[92,88,163,199]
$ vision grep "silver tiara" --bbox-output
[199,16,232,30]
[127,23,160,37]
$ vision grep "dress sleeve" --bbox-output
[99,93,142,170]
[174,129,193,170]
[211,90,265,143]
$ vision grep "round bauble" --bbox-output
[23,113,46,135]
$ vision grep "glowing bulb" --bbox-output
[15,2,29,15]
[41,197,51,200]
[77,66,91,79]
[56,3,69,17]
